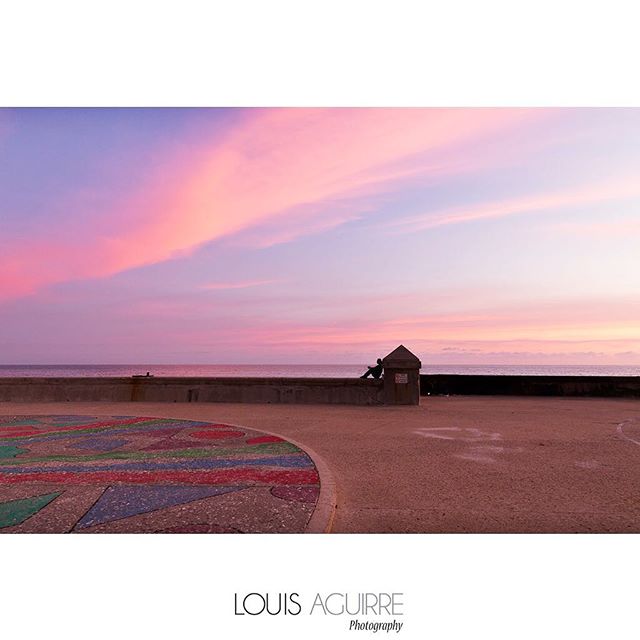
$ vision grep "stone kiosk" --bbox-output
[382,345,422,405]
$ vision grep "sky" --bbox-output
[1,108,639,365]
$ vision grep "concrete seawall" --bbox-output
[0,377,384,405]
[421,374,640,398]
[3,374,637,404]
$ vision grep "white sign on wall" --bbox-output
[395,373,408,384]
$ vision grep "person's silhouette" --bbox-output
[360,358,383,379]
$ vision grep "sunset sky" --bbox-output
[1,108,639,364]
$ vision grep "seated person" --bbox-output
[360,358,383,379]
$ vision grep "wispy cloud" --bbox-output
[550,217,640,237]
[199,296,640,358]
[386,174,640,232]
[0,108,544,300]
[200,279,281,290]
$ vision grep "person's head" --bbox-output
[376,358,382,365]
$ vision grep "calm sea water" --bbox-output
[0,364,639,377]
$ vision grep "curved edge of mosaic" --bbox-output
[0,415,332,533]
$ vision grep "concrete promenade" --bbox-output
[2,396,640,532]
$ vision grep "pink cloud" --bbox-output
[387,173,640,232]
[550,217,640,237]
[0,108,545,300]
[185,296,640,359]
[200,279,281,290]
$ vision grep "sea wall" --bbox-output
[3,374,637,404]
[421,374,640,398]
[0,377,384,405]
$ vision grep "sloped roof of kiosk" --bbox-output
[382,345,422,368]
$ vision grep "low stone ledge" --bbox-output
[0,377,384,405]
[421,374,640,398]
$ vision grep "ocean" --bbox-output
[0,364,638,377]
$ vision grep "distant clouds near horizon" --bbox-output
[1,108,639,364]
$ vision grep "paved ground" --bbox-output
[0,415,321,533]
[1,396,639,532]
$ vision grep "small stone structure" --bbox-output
[382,345,422,405]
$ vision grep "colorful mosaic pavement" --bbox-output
[0,415,320,533]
